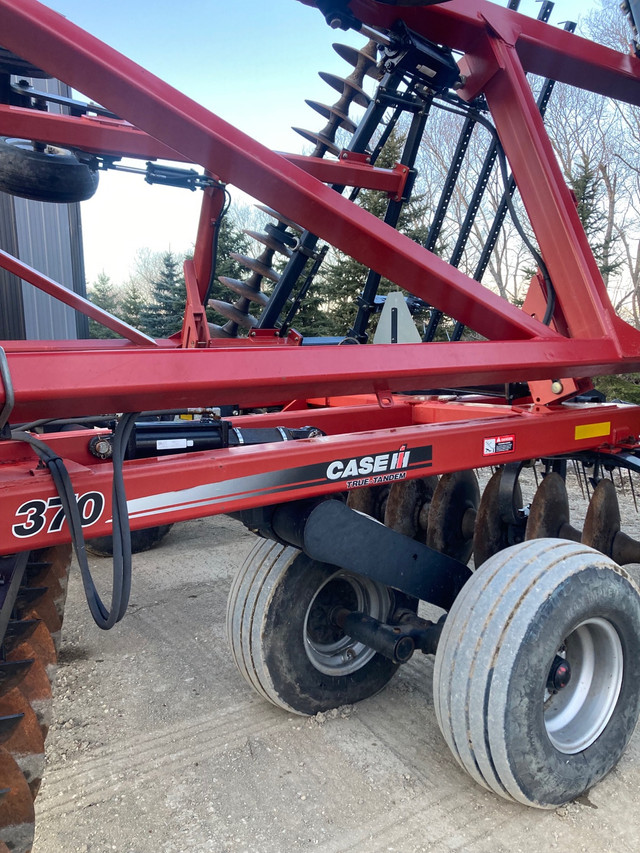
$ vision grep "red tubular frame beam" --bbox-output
[0,106,410,196]
[351,0,640,106]
[0,251,157,347]
[0,398,637,554]
[2,338,623,422]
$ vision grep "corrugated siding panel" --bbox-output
[68,201,89,339]
[2,75,87,340]
[15,196,78,339]
[0,191,25,338]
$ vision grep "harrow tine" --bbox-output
[630,469,638,512]
[578,462,592,501]
[572,459,586,500]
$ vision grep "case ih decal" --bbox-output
[327,443,432,489]
[125,444,435,520]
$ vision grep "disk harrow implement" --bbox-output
[2,0,640,838]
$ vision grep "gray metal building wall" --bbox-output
[0,76,89,340]
[0,189,24,339]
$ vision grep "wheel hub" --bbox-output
[303,571,391,676]
[544,617,623,755]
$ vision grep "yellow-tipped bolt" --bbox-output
[551,380,564,395]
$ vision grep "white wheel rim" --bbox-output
[545,617,623,754]
[303,571,391,676]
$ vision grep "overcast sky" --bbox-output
[36,0,610,284]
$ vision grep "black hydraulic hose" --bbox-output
[11,411,139,629]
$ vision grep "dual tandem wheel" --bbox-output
[227,535,640,808]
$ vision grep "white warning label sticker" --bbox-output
[483,434,515,456]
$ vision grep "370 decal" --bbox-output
[12,491,105,538]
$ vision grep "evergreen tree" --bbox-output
[119,278,145,331]
[206,217,252,327]
[280,253,336,338]
[568,154,621,281]
[88,272,119,339]
[140,251,186,338]
[315,130,429,338]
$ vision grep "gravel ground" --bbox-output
[33,469,640,853]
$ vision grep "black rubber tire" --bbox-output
[226,538,405,715]
[0,138,98,203]
[434,538,640,807]
[86,525,173,557]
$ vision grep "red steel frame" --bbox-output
[1,0,640,554]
